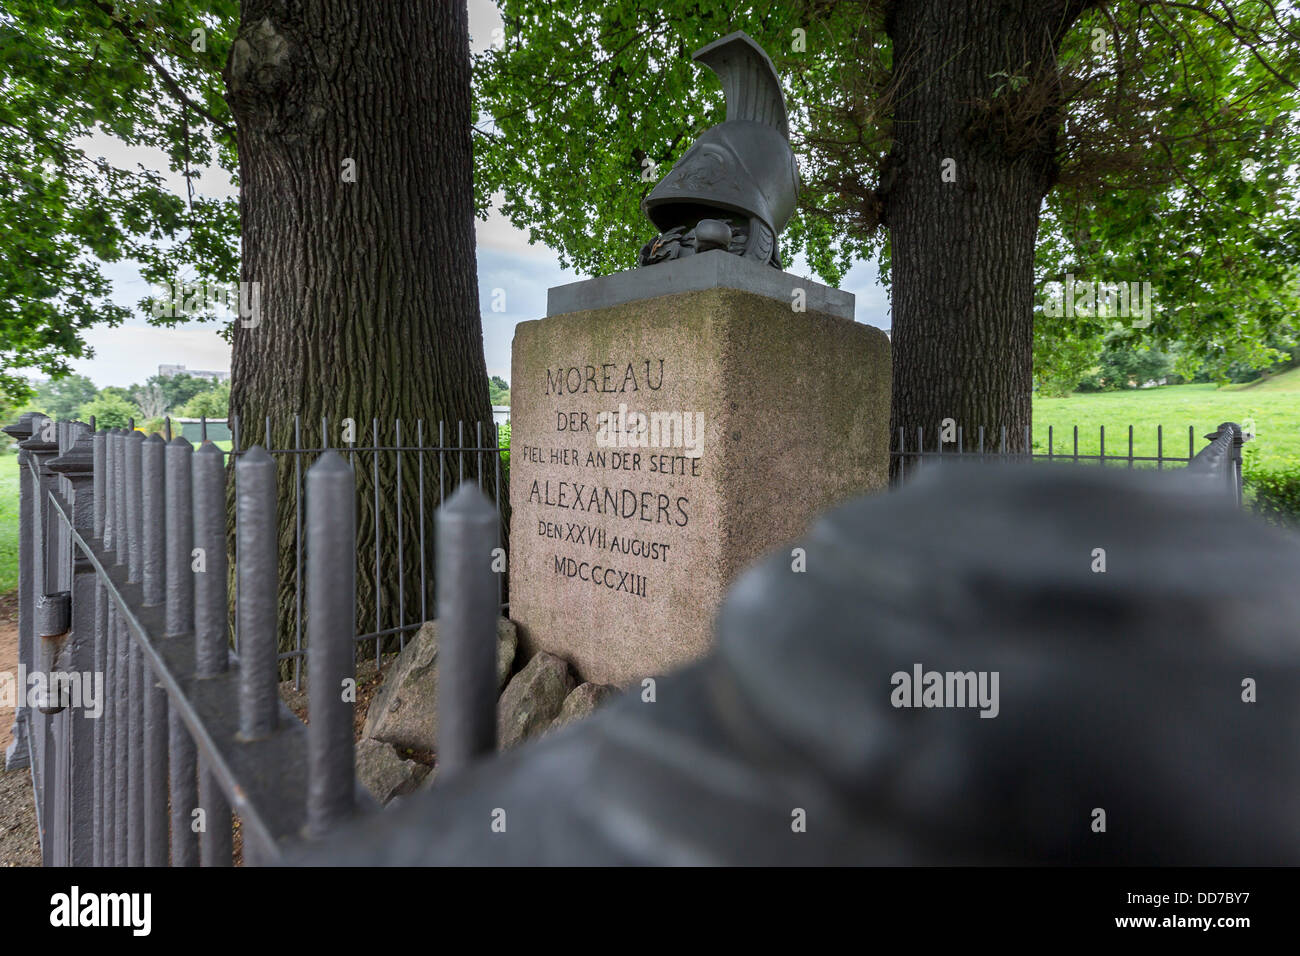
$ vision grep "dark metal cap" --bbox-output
[643,32,799,238]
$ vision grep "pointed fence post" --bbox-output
[436,484,500,778]
[306,451,357,836]
[140,434,169,866]
[236,447,279,741]
[191,441,232,865]
[165,437,199,866]
[45,428,96,864]
[1,414,40,771]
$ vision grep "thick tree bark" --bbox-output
[884,0,1090,473]
[223,1,493,664]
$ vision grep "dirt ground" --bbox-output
[0,767,40,866]
[230,657,391,866]
[279,656,390,736]
[0,590,17,756]
[0,590,41,866]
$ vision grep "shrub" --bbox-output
[1074,368,1105,393]
[498,420,510,489]
[77,394,139,429]
[1076,344,1172,391]
[1245,457,1300,529]
[176,382,230,419]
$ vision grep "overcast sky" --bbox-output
[60,0,889,389]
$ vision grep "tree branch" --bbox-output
[90,0,237,138]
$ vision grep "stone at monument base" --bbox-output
[510,264,889,686]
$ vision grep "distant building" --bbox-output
[158,364,229,382]
[492,405,510,428]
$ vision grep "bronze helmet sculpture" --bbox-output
[640,32,799,269]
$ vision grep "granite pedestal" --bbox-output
[510,252,890,684]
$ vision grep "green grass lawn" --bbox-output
[0,453,19,593]
[1034,370,1300,468]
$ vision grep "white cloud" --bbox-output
[75,132,237,203]
[476,205,561,259]
[68,325,231,388]
[468,0,504,54]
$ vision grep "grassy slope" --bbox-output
[1222,365,1300,393]
[1034,372,1300,468]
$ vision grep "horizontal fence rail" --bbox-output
[892,422,1245,504]
[3,410,504,866]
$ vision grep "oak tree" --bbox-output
[473,0,1300,456]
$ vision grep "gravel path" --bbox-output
[1,590,17,756]
[0,767,40,866]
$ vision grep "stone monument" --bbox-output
[509,32,890,685]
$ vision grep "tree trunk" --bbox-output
[223,0,493,666]
[884,0,1088,475]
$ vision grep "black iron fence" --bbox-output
[2,412,503,865]
[223,415,507,683]
[112,415,507,685]
[892,422,1245,505]
[3,411,1247,865]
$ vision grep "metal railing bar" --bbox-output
[418,420,427,626]
[396,420,406,651]
[46,487,357,863]
[372,418,381,666]
[294,415,304,690]
[228,443,504,457]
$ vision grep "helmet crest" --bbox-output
[640,32,799,269]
